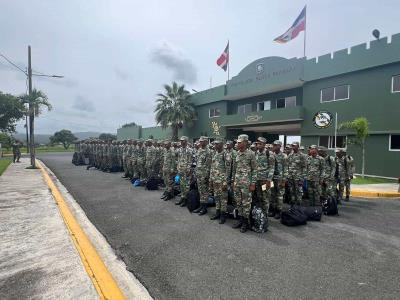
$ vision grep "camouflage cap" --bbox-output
[299,146,305,150]
[285,145,292,149]
[237,134,249,142]
[291,141,300,146]
[180,136,189,141]
[198,136,208,142]
[225,140,233,145]
[256,137,267,143]
[309,145,318,149]
[214,139,223,144]
[273,140,282,146]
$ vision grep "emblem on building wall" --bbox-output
[210,121,221,136]
[245,115,263,122]
[256,63,265,74]
[313,110,333,128]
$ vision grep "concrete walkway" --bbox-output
[353,183,399,192]
[0,159,98,299]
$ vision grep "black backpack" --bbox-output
[323,196,339,216]
[186,189,200,212]
[296,205,322,221]
[145,177,159,190]
[281,206,308,226]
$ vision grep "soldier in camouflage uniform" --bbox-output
[231,134,257,233]
[287,141,307,205]
[255,137,275,216]
[128,140,138,180]
[175,136,193,206]
[145,139,157,180]
[160,140,177,201]
[335,149,354,201]
[318,146,336,199]
[209,139,229,224]
[270,140,288,219]
[225,141,236,207]
[121,140,129,178]
[306,145,325,206]
[135,140,146,180]
[193,136,212,215]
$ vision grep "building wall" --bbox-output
[117,125,141,140]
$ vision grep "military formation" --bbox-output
[73,134,355,233]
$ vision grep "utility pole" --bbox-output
[25,115,29,154]
[28,45,35,167]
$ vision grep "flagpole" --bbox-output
[303,6,307,58]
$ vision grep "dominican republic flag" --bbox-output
[216,42,229,71]
[274,6,306,43]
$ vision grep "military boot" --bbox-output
[210,210,220,220]
[165,192,174,201]
[192,205,202,213]
[160,191,168,199]
[232,216,243,229]
[240,218,248,233]
[175,197,185,205]
[180,200,187,207]
[345,195,350,202]
[198,204,208,215]
[274,209,281,220]
[219,212,226,224]
[267,207,275,218]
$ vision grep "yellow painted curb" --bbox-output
[37,160,125,300]
[351,190,400,198]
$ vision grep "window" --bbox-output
[321,85,350,102]
[257,100,271,111]
[319,136,347,149]
[209,108,220,118]
[238,104,252,115]
[276,99,285,108]
[285,96,296,108]
[391,75,400,93]
[389,134,400,151]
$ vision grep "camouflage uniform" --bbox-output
[210,149,229,213]
[135,142,146,180]
[307,153,325,206]
[287,150,307,205]
[255,146,275,215]
[162,145,176,195]
[145,141,157,179]
[232,148,257,220]
[195,144,212,205]
[336,153,354,200]
[177,138,193,200]
[321,153,336,198]
[271,148,288,212]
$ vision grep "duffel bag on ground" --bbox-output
[186,189,200,212]
[322,196,339,216]
[281,206,308,226]
[145,177,159,190]
[296,205,322,221]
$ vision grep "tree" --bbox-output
[0,132,12,151]
[49,129,78,149]
[98,133,117,141]
[0,92,26,133]
[339,117,369,178]
[122,122,137,128]
[20,89,52,167]
[154,81,196,141]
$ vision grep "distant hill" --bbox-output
[11,131,110,145]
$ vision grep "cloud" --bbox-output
[72,95,95,112]
[114,67,131,81]
[150,41,197,84]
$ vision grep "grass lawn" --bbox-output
[352,176,398,185]
[2,145,74,154]
[0,159,12,176]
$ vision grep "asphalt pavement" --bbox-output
[39,153,400,300]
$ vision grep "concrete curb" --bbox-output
[351,190,400,198]
[36,160,126,300]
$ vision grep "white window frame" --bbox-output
[389,134,400,151]
[319,135,347,150]
[209,108,220,118]
[320,85,350,103]
[257,100,271,111]
[391,75,400,93]
[238,104,252,115]
[285,96,297,108]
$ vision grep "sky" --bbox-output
[1,0,400,134]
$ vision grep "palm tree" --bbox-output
[154,82,196,141]
[20,89,52,167]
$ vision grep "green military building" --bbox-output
[118,33,400,178]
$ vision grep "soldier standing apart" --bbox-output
[175,136,193,206]
[318,146,336,199]
[231,134,257,233]
[12,140,22,163]
[270,140,288,219]
[161,141,177,201]
[306,145,325,206]
[192,136,212,215]
[255,137,275,216]
[287,141,307,205]
[209,139,229,224]
[335,149,354,201]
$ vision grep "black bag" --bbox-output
[297,205,322,221]
[186,189,200,212]
[145,177,159,190]
[72,152,78,165]
[281,206,308,226]
[323,196,338,216]
[251,206,269,233]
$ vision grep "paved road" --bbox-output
[39,153,400,300]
